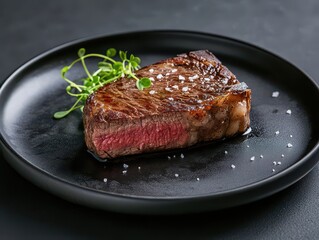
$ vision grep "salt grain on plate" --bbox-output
[287,143,293,148]
[242,127,252,135]
[275,131,280,135]
[103,178,107,183]
[281,154,285,158]
[250,156,255,161]
[273,161,277,165]
[122,170,127,174]
[286,109,292,115]
[196,178,200,181]
[231,164,236,169]
[175,173,179,177]
[272,169,276,172]
[180,153,184,159]
[138,166,141,170]
[224,150,228,154]
[167,156,171,160]
[272,91,280,98]
[168,97,174,101]
[260,155,264,158]
[278,162,282,165]
[123,163,129,169]
[290,135,293,138]
[247,145,250,148]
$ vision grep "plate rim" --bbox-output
[1,30,319,214]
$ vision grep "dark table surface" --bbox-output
[1,0,319,239]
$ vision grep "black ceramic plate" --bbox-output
[1,31,319,215]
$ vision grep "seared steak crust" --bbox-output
[83,50,251,159]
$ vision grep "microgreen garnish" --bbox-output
[53,48,151,119]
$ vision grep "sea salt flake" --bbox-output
[172,85,179,89]
[272,91,280,98]
[138,166,141,170]
[122,170,127,174]
[175,173,179,177]
[165,87,173,92]
[278,162,282,165]
[273,161,277,165]
[221,78,228,84]
[172,69,177,73]
[242,127,252,135]
[290,135,293,138]
[149,68,154,73]
[231,164,236,169]
[286,109,292,115]
[167,156,171,160]
[103,178,108,183]
[149,77,155,81]
[287,143,293,148]
[189,74,199,82]
[250,156,255,161]
[191,74,199,79]
[178,75,185,80]
[272,169,276,172]
[247,145,250,148]
[180,153,184,159]
[182,86,189,92]
[275,131,280,135]
[123,163,129,169]
[281,154,285,158]
[157,74,163,79]
[260,155,264,158]
[224,150,228,154]
[197,100,203,103]
[168,97,174,101]
[196,178,200,181]
[149,90,156,95]
[204,78,210,82]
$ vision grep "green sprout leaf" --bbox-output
[77,48,86,57]
[53,111,70,119]
[119,50,127,61]
[106,48,116,57]
[98,62,113,71]
[61,66,69,77]
[136,77,151,90]
[54,48,150,119]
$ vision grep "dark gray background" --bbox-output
[1,0,319,239]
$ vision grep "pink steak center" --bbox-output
[94,122,189,152]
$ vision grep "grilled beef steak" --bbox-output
[83,50,251,159]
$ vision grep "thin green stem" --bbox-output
[80,57,93,80]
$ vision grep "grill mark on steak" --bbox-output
[83,50,251,159]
